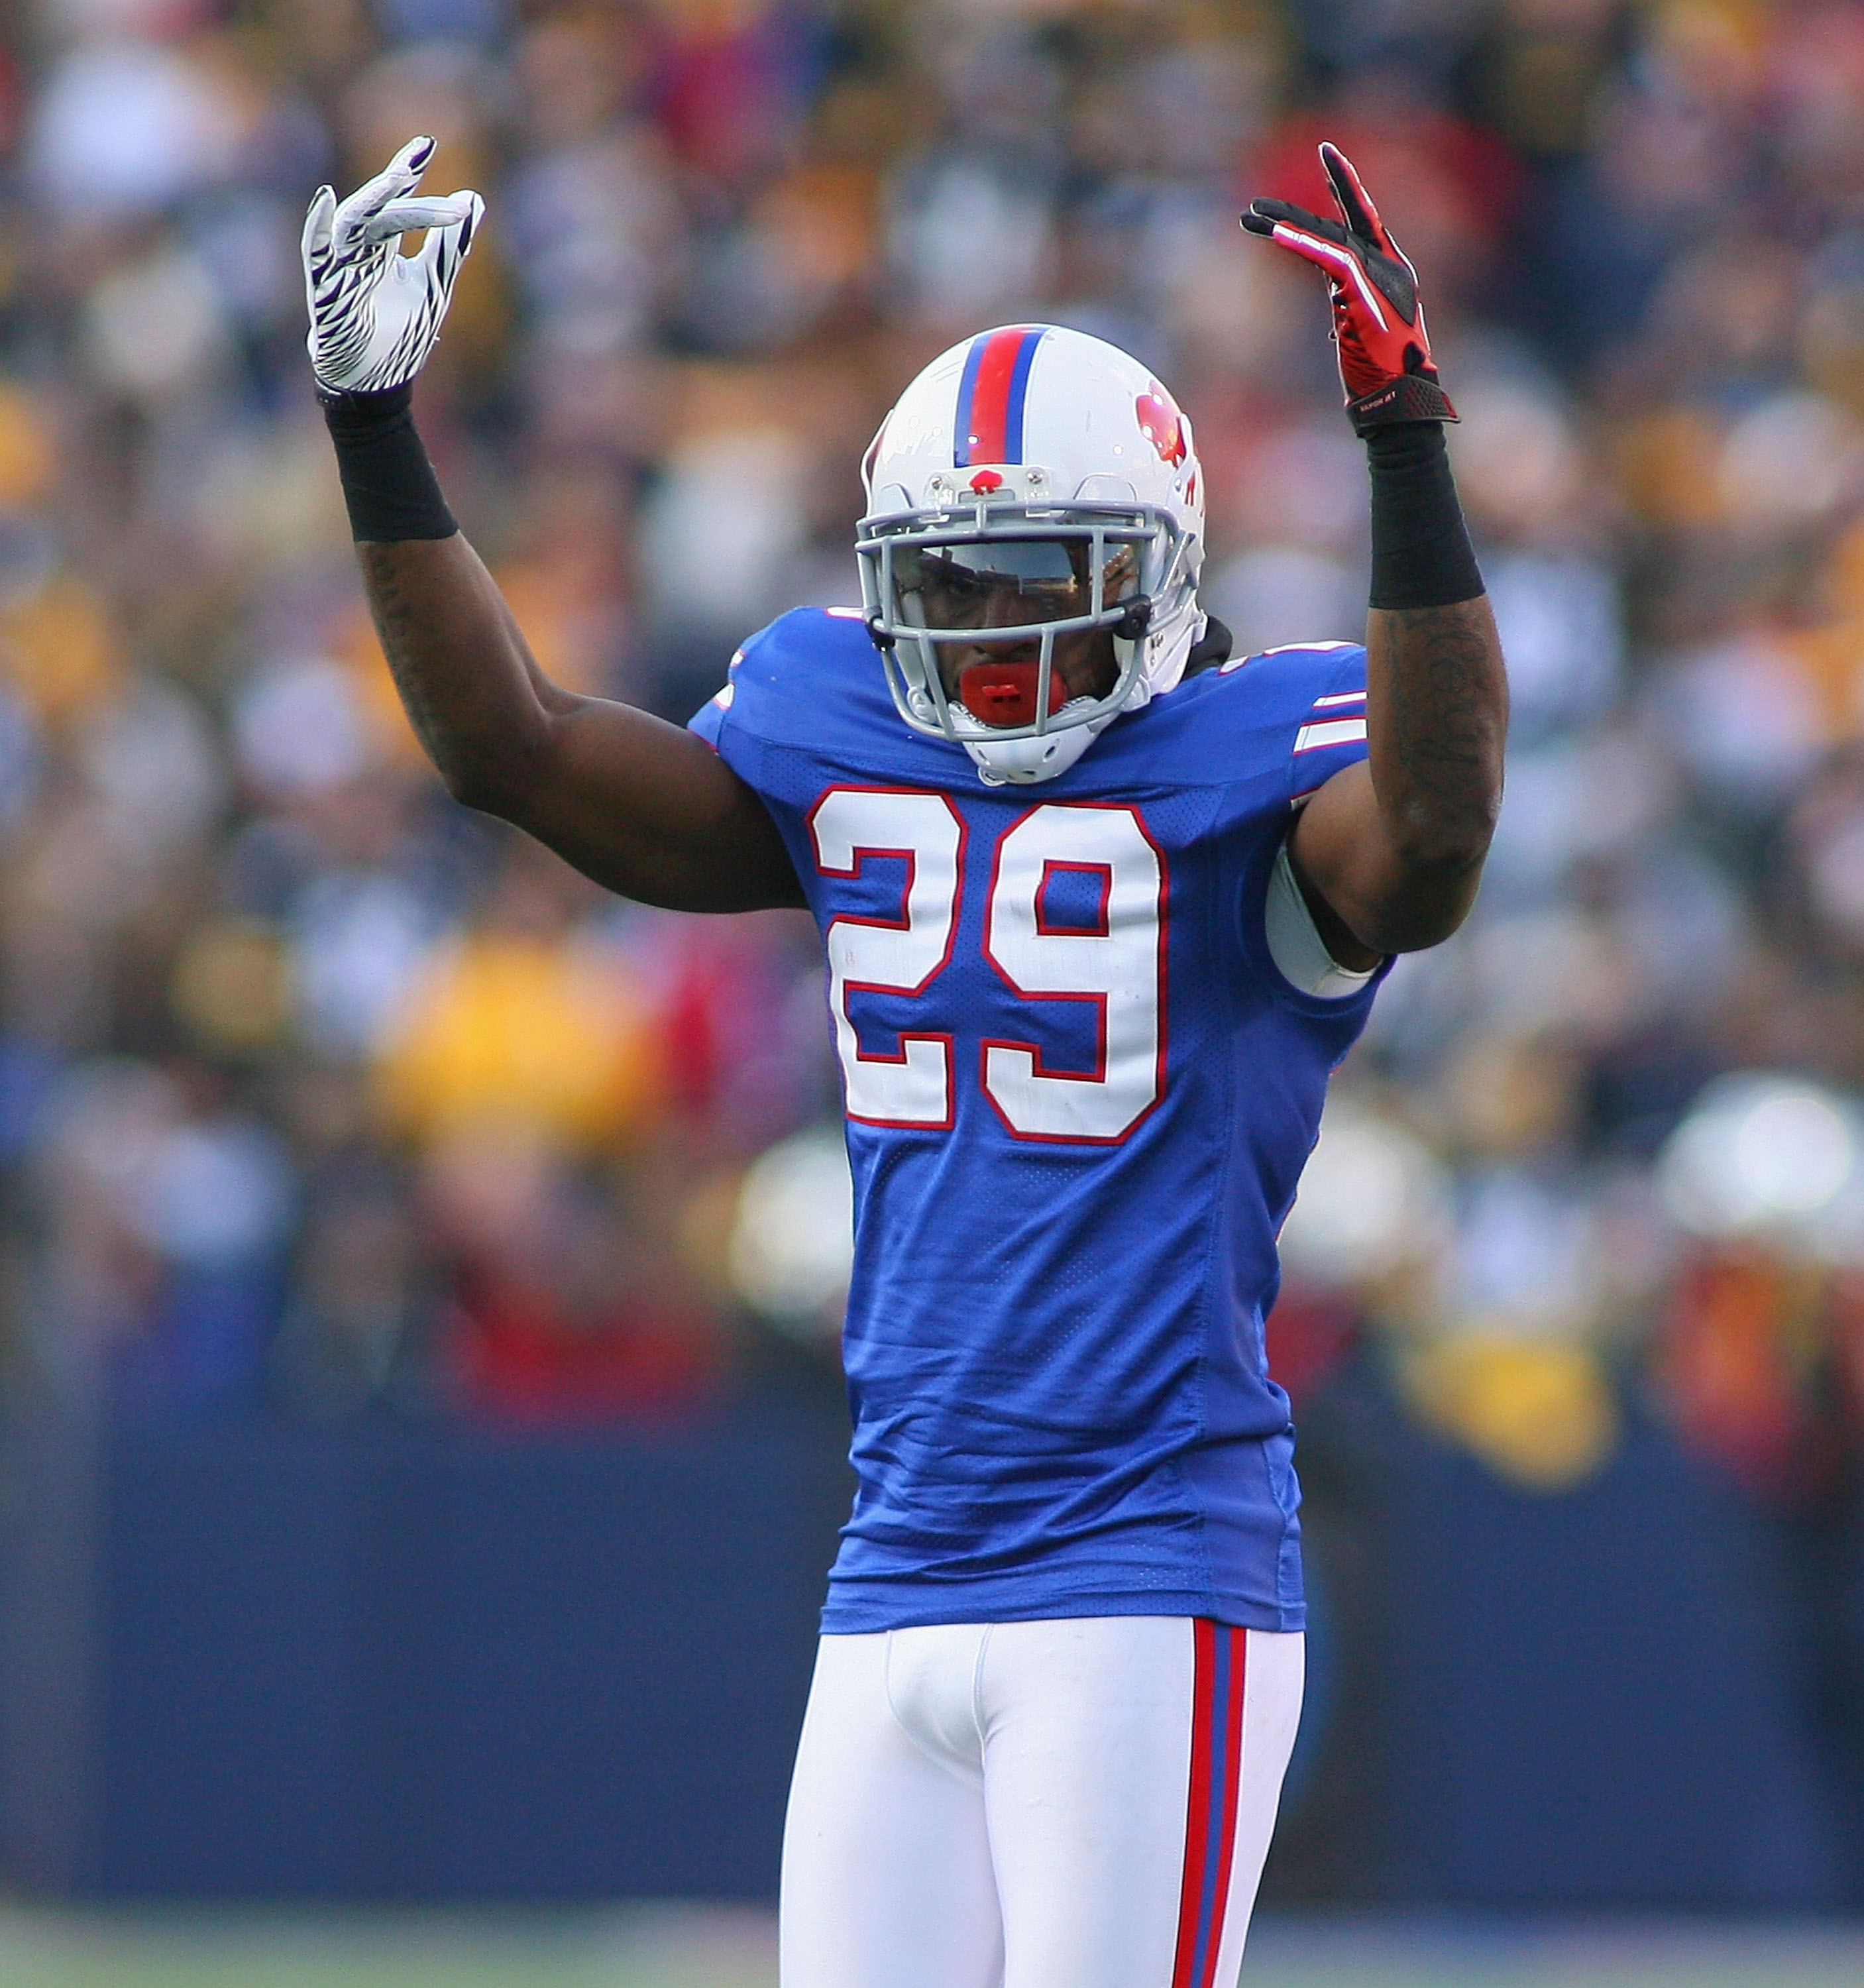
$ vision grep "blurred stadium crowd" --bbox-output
[0,0,1863,1512]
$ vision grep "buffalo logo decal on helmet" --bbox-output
[1135,384,1187,467]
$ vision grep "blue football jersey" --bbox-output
[690,608,1386,1634]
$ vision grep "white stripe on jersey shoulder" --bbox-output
[712,681,736,708]
[1294,717,1368,753]
[824,604,866,619]
[1220,637,1360,675]
[1311,689,1367,708]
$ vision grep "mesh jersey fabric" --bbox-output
[690,608,1386,1633]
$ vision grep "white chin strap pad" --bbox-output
[963,726,1100,786]
[952,697,1119,787]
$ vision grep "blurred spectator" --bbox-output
[0,0,1862,1515]
[374,835,660,1151]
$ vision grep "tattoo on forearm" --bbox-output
[1376,598,1507,864]
[360,543,453,771]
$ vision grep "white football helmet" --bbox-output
[857,324,1206,786]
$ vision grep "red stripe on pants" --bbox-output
[1170,1620,1217,1988]
[1170,1624,1248,1988]
[1199,1629,1248,1986]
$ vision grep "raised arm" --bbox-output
[353,531,804,911]
[303,139,804,914]
[1243,144,1507,965]
[1286,590,1504,960]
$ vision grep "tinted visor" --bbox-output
[892,538,1140,632]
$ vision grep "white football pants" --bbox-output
[779,1616,1304,1988]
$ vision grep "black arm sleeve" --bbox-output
[319,384,457,543]
[1366,422,1482,611]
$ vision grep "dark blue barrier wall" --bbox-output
[1372,1409,1857,1908]
[0,1402,855,1899]
[0,1377,1856,1905]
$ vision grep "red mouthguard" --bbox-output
[957,661,1066,729]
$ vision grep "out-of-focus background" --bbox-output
[1,0,1863,1979]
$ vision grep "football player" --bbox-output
[303,137,1504,1986]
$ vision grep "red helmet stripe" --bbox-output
[954,325,1045,468]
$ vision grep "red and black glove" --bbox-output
[1242,142,1456,435]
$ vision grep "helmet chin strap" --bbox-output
[949,697,1113,786]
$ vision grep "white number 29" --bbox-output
[807,789,1164,1144]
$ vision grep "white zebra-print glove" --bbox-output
[303,136,484,395]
